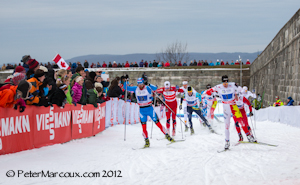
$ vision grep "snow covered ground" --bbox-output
[1,111,300,185]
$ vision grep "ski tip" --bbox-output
[217,148,229,153]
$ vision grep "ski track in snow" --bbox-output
[0,117,300,185]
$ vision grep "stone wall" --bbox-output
[0,67,250,92]
[250,9,300,107]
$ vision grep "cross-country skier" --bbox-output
[242,86,256,99]
[182,86,213,135]
[126,78,175,148]
[202,84,218,124]
[235,88,256,142]
[205,75,244,150]
[179,81,189,131]
[156,81,184,136]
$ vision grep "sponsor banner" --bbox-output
[93,102,106,135]
[33,104,72,148]
[0,106,34,155]
[72,104,94,140]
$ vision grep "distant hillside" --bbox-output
[65,52,259,65]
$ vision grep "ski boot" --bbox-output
[185,125,189,132]
[190,128,195,135]
[247,135,257,143]
[165,134,175,143]
[172,129,176,136]
[208,125,215,133]
[144,138,150,148]
[225,140,230,150]
[238,133,243,141]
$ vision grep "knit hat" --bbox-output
[15,66,26,73]
[17,80,32,99]
[59,84,68,91]
[75,76,83,83]
[28,59,39,69]
[39,66,48,73]
[34,69,45,78]
[21,55,31,63]
[164,81,170,88]
[94,82,103,88]
[12,72,26,85]
[182,81,188,85]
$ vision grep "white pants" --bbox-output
[223,103,232,141]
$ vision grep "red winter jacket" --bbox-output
[102,63,107,67]
[125,63,130,67]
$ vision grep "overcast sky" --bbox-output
[0,0,299,65]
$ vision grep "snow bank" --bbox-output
[255,106,300,128]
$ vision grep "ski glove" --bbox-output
[249,112,253,117]
[179,104,182,110]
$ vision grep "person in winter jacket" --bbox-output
[112,61,118,68]
[60,75,72,104]
[71,76,84,104]
[286,97,294,106]
[139,60,144,67]
[84,60,89,68]
[164,61,170,67]
[124,61,130,67]
[87,86,103,107]
[26,59,40,79]
[71,66,87,105]
[85,71,96,90]
[0,72,25,91]
[51,83,68,107]
[107,78,124,98]
[102,61,107,67]
[26,69,45,105]
[21,55,31,72]
[273,96,284,107]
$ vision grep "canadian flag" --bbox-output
[53,54,71,70]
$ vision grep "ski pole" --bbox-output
[124,79,128,141]
[249,115,257,139]
[150,94,156,139]
[148,85,184,139]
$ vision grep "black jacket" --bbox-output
[107,85,124,98]
[50,89,66,107]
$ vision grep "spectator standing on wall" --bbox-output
[134,62,138,67]
[246,59,251,65]
[84,60,89,68]
[97,62,101,67]
[225,61,229,65]
[189,61,193,66]
[230,60,235,65]
[130,62,134,67]
[125,61,130,67]
[221,60,225,65]
[197,60,202,66]
[178,61,182,66]
[216,60,220,65]
[203,60,209,66]
[112,61,118,68]
[139,60,144,67]
[108,62,112,68]
[183,61,187,66]
[165,61,170,67]
[209,61,214,66]
[193,60,197,66]
[144,61,148,67]
[153,60,157,67]
[149,61,153,67]
[235,60,240,65]
[102,61,107,68]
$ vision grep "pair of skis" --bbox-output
[132,139,185,150]
[217,141,278,153]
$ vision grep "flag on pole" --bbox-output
[53,54,71,70]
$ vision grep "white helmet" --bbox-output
[182,81,188,85]
[243,86,248,91]
[164,81,170,88]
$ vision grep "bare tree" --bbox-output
[156,41,190,63]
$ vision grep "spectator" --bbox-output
[130,62,134,67]
[107,78,124,98]
[216,60,220,65]
[230,60,235,65]
[90,63,95,68]
[157,62,162,67]
[246,59,251,65]
[26,59,40,79]
[125,61,130,67]
[153,60,157,67]
[71,66,87,105]
[178,61,182,66]
[0,72,25,91]
[97,62,101,67]
[111,61,117,68]
[183,61,187,66]
[193,60,197,66]
[209,61,214,66]
[21,55,31,72]
[221,60,225,65]
[102,61,107,68]
[165,61,170,67]
[50,79,69,107]
[84,60,89,68]
[134,62,138,67]
[95,75,110,95]
[87,84,103,107]
[108,62,112,68]
[144,61,148,67]
[149,61,153,67]
[174,62,178,67]
[225,61,229,65]
[273,96,284,107]
[161,61,164,67]
[47,62,53,69]
[203,60,209,66]
[286,97,294,106]
[197,60,202,66]
[139,60,144,67]
[14,66,26,74]
[71,63,77,74]
[1,64,6,70]
[62,75,72,104]
[189,61,193,66]
[76,62,82,68]
[117,63,122,68]
[235,60,240,65]
[71,76,84,104]
[26,69,45,106]
[85,71,96,90]
[56,69,67,82]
